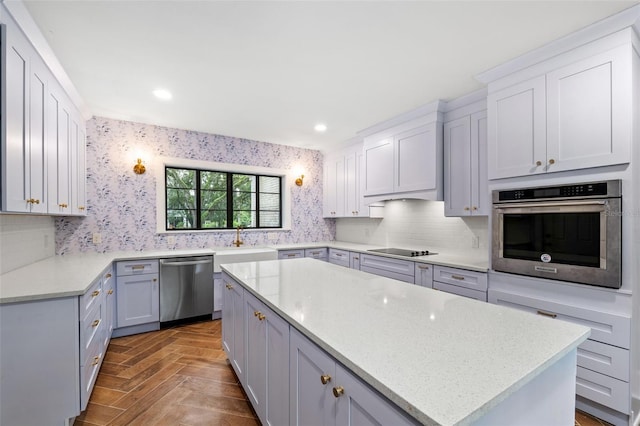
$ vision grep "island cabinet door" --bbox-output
[290,328,336,425]
[245,293,267,419]
[335,364,417,426]
[221,275,246,385]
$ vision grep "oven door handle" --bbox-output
[493,200,607,209]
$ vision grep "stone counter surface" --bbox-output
[222,258,590,426]
[0,241,488,304]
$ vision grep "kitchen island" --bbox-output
[221,258,590,426]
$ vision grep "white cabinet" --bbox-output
[488,44,632,179]
[46,82,72,214]
[433,265,487,301]
[244,291,290,426]
[221,273,246,385]
[349,252,361,270]
[70,113,87,215]
[323,155,345,217]
[444,110,488,217]
[289,328,416,426]
[79,276,106,410]
[102,267,115,348]
[363,118,443,203]
[414,263,433,288]
[359,254,415,284]
[115,260,159,329]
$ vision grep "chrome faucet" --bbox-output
[233,226,244,247]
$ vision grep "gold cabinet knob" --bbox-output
[257,313,266,321]
[92,319,100,327]
[107,289,114,295]
[105,273,112,279]
[548,158,555,165]
[320,374,332,385]
[464,207,470,211]
[536,160,542,166]
[91,355,101,366]
[92,290,100,297]
[332,386,344,398]
[254,311,261,317]
[33,199,40,204]
[79,206,86,211]
[153,278,157,282]
[225,284,233,289]
[472,206,478,211]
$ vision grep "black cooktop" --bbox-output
[367,248,437,257]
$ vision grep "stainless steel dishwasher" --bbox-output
[159,256,213,325]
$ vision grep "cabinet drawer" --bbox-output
[433,281,486,301]
[433,266,487,291]
[80,301,104,363]
[576,366,629,413]
[488,289,631,349]
[578,339,629,382]
[360,254,414,277]
[80,340,104,410]
[80,276,103,319]
[328,249,350,268]
[305,248,328,260]
[117,259,159,275]
[278,249,304,259]
[102,267,114,290]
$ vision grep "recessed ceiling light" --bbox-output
[153,89,172,100]
[314,123,327,133]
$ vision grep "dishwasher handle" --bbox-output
[160,259,212,267]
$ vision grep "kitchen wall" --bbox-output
[0,215,55,274]
[336,200,488,255]
[55,117,334,254]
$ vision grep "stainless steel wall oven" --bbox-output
[492,180,621,288]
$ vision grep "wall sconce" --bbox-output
[133,158,146,175]
[295,174,304,186]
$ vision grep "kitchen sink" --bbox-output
[213,247,278,272]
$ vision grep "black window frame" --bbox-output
[165,166,283,231]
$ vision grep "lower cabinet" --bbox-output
[290,328,416,426]
[328,248,350,267]
[244,291,290,426]
[414,263,433,288]
[433,265,487,301]
[115,260,159,329]
[305,247,328,261]
[359,254,415,284]
[278,249,305,259]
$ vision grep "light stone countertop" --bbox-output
[222,258,590,426]
[0,241,488,304]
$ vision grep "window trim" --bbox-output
[156,157,292,234]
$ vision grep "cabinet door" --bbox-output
[290,329,335,426]
[116,273,159,328]
[70,114,87,215]
[395,124,439,194]
[245,293,267,418]
[27,56,47,213]
[414,263,433,288]
[349,252,361,270]
[546,45,631,173]
[470,110,488,216]
[213,274,223,312]
[444,116,471,216]
[46,85,72,214]
[264,300,290,426]
[345,151,359,216]
[335,363,416,426]
[356,149,369,217]
[323,155,344,217]
[488,76,546,179]
[221,276,246,384]
[363,137,393,196]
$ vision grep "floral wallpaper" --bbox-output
[55,117,334,254]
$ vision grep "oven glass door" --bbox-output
[496,200,608,268]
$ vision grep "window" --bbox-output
[165,167,282,230]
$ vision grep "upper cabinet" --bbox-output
[360,102,444,203]
[443,93,488,217]
[1,4,87,215]
[486,33,635,180]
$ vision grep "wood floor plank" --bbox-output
[111,361,186,410]
[85,386,128,406]
[177,364,239,384]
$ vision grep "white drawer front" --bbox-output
[80,301,104,363]
[80,341,104,410]
[578,339,629,382]
[278,249,304,259]
[360,266,415,284]
[80,277,103,318]
[576,366,629,413]
[305,248,328,259]
[488,289,630,349]
[433,266,487,291]
[329,249,350,267]
[433,281,486,301]
[117,259,159,275]
[360,254,414,277]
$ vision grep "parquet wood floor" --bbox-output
[75,319,610,426]
[73,320,258,426]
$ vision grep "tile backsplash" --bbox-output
[55,117,334,254]
[336,200,488,253]
[0,215,55,274]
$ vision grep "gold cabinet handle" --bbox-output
[107,289,114,295]
[464,207,470,211]
[131,265,145,270]
[105,273,112,279]
[332,386,344,398]
[320,374,331,385]
[257,313,266,321]
[91,355,101,366]
[537,310,557,319]
[548,159,555,165]
[254,311,261,317]
[451,275,465,281]
[78,206,86,211]
[33,199,40,204]
[418,265,429,270]
[287,254,297,257]
[536,160,542,166]
[225,283,233,289]
[26,198,40,204]
[58,203,68,208]
[91,290,100,297]
[92,319,100,327]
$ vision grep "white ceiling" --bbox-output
[21,0,637,152]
